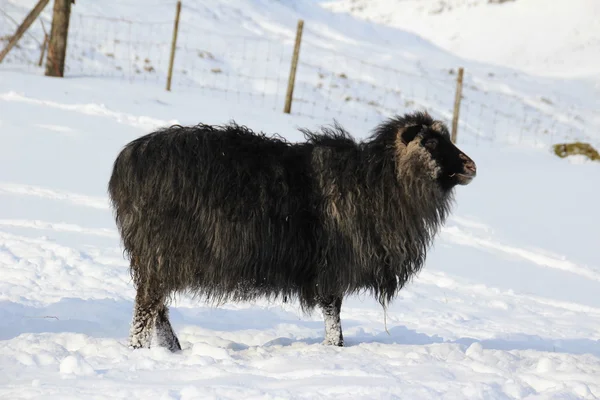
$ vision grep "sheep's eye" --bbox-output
[424,138,438,150]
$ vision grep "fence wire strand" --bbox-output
[0,4,593,148]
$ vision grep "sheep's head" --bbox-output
[395,115,476,192]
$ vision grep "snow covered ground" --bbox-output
[1,71,599,399]
[1,0,598,148]
[322,0,600,79]
[1,0,600,399]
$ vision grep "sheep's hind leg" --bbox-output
[129,288,162,350]
[154,304,181,352]
[319,295,344,347]
[129,288,182,352]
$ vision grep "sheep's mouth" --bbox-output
[455,172,475,185]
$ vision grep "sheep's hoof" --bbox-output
[128,337,150,350]
[167,339,182,353]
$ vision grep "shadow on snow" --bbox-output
[1,299,599,358]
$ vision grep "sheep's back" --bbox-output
[108,125,323,302]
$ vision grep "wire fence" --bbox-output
[173,23,292,112]
[66,14,173,82]
[0,1,45,67]
[0,1,594,149]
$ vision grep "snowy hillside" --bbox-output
[2,68,600,400]
[1,0,598,147]
[322,0,600,79]
[1,0,600,398]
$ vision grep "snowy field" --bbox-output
[323,0,600,79]
[1,0,600,399]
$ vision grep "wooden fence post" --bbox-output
[38,33,49,66]
[166,0,181,91]
[283,19,304,114]
[45,0,72,77]
[451,67,464,144]
[0,0,50,64]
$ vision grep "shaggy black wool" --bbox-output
[108,111,476,349]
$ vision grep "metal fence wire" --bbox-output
[0,1,593,148]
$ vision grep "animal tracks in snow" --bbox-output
[0,219,118,238]
[0,230,131,306]
[0,182,109,210]
[0,91,176,131]
[443,217,600,283]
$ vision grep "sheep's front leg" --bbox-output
[319,295,344,346]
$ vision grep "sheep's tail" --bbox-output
[108,142,143,285]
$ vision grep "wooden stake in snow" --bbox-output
[38,33,49,67]
[0,0,50,64]
[166,1,182,92]
[451,67,464,144]
[45,0,73,77]
[283,19,304,114]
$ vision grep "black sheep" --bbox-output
[108,111,477,351]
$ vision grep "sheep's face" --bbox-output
[398,121,477,191]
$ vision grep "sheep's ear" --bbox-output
[399,125,422,144]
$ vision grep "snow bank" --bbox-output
[0,0,599,398]
[323,0,600,79]
[0,69,599,399]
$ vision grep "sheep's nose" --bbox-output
[464,160,477,176]
[459,154,477,177]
